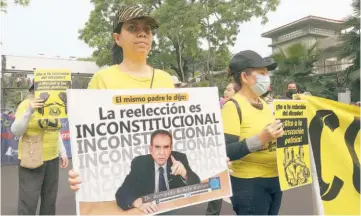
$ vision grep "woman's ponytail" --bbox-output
[112,43,123,65]
[112,23,124,65]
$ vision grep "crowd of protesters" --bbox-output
[9,4,359,216]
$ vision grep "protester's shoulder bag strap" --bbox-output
[150,68,155,89]
[228,98,242,125]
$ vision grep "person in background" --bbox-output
[224,83,239,101]
[223,83,240,103]
[219,83,240,109]
[219,97,226,108]
[284,81,298,99]
[7,111,15,119]
[172,75,187,88]
[222,50,284,215]
[11,83,68,215]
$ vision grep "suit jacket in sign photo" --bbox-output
[115,151,201,210]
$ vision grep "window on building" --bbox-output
[324,57,339,73]
[277,29,305,42]
[310,27,336,36]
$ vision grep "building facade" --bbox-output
[262,16,352,74]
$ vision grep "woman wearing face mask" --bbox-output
[284,81,298,99]
[222,50,285,215]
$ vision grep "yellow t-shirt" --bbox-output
[16,99,61,161]
[88,65,175,89]
[222,94,278,178]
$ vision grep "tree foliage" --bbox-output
[79,0,280,81]
[1,74,30,109]
[271,43,337,100]
[340,0,360,101]
[271,43,320,93]
[0,0,30,12]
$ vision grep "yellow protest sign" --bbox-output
[34,69,71,120]
[273,100,312,191]
[300,95,360,215]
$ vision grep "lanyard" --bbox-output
[150,68,155,89]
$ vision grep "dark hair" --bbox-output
[150,129,173,146]
[112,23,124,65]
[230,82,240,92]
[16,101,22,108]
[287,81,297,88]
[261,90,271,98]
[286,81,300,94]
[29,83,34,92]
[228,67,253,89]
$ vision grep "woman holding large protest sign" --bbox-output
[11,83,69,215]
[67,5,233,214]
[222,50,284,215]
[67,4,175,214]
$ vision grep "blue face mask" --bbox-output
[250,74,271,97]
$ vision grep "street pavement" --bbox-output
[1,161,314,215]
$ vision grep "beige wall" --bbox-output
[271,36,318,54]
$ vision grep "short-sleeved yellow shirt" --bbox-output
[88,65,175,89]
[222,94,278,178]
[16,99,61,161]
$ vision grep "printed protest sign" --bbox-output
[34,69,71,120]
[67,87,232,215]
[273,100,312,191]
[300,95,360,215]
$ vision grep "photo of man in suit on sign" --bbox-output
[115,129,200,214]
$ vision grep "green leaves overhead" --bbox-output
[271,43,337,99]
[339,0,360,101]
[1,0,30,12]
[79,0,280,81]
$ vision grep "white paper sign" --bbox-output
[67,87,232,215]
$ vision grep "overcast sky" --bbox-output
[0,0,353,59]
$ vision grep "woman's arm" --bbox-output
[225,134,263,161]
[11,98,44,137]
[222,101,263,161]
[11,106,34,137]
[226,122,283,161]
[58,132,67,157]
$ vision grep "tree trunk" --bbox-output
[176,34,185,82]
[205,5,214,86]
